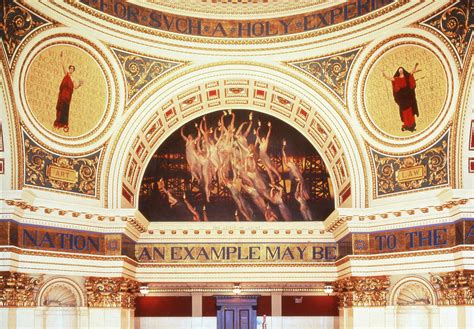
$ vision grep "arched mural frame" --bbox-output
[105,63,368,213]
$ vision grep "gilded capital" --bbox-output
[334,276,390,307]
[85,277,139,308]
[431,270,474,305]
[0,271,41,307]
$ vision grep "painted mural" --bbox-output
[365,45,447,137]
[25,45,107,137]
[140,110,334,222]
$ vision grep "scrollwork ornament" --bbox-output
[85,277,139,308]
[334,276,390,307]
[23,133,100,196]
[431,270,474,305]
[425,1,472,63]
[113,49,180,100]
[372,133,449,196]
[0,0,48,60]
[291,49,359,101]
[0,271,42,307]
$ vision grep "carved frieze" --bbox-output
[0,271,41,307]
[85,277,139,308]
[334,276,390,307]
[431,270,474,305]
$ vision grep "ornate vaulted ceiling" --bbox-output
[0,0,472,221]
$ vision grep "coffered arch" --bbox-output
[105,63,369,213]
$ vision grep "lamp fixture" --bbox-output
[232,284,241,295]
[139,285,150,296]
[323,284,334,295]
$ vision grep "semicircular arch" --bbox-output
[36,277,86,308]
[105,63,368,212]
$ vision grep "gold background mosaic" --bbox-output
[25,45,107,137]
[365,45,447,137]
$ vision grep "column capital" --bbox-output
[85,277,139,308]
[334,275,390,307]
[0,271,42,307]
[431,270,474,305]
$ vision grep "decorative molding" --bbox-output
[424,1,472,64]
[395,281,432,306]
[0,271,41,307]
[119,77,350,208]
[288,48,360,102]
[75,0,401,39]
[431,270,474,305]
[37,277,86,307]
[334,276,390,307]
[0,0,48,63]
[85,277,139,308]
[23,132,101,197]
[371,131,449,197]
[326,197,469,233]
[1,198,147,233]
[112,48,183,101]
[42,283,79,307]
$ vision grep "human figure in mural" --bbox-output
[255,121,281,184]
[295,180,312,221]
[54,51,84,132]
[383,63,420,132]
[282,140,309,199]
[270,184,291,221]
[183,192,201,221]
[150,110,337,222]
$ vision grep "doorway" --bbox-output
[216,296,258,329]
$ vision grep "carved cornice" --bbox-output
[1,198,147,233]
[334,276,390,307]
[431,270,474,306]
[85,277,139,308]
[0,271,41,307]
[326,197,470,233]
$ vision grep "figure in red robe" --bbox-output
[383,63,420,132]
[54,51,83,132]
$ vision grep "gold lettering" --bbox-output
[47,165,78,183]
[396,165,425,183]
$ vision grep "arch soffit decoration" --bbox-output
[36,277,86,308]
[106,63,368,211]
[0,63,19,190]
[389,276,437,307]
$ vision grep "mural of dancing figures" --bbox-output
[139,110,334,222]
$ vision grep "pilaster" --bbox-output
[85,277,139,329]
[335,276,390,329]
